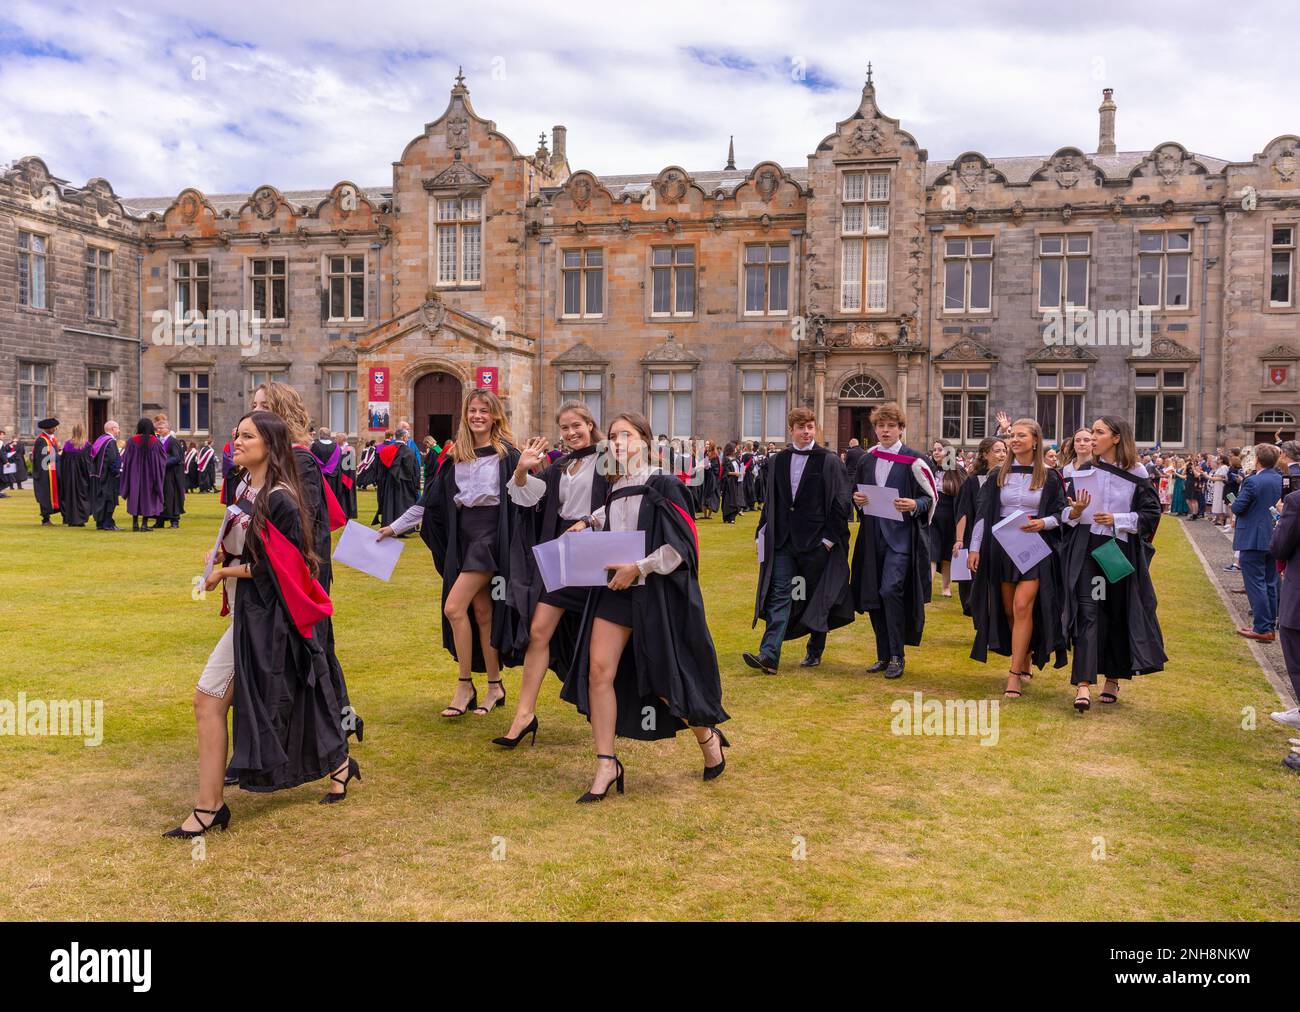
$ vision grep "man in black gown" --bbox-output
[372,427,420,528]
[89,420,123,531]
[746,408,854,674]
[32,418,60,525]
[153,414,186,528]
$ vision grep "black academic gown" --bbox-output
[968,465,1069,670]
[702,456,721,512]
[339,446,358,519]
[89,438,121,528]
[32,433,59,518]
[1060,461,1166,677]
[741,453,757,508]
[198,448,217,492]
[848,447,934,647]
[507,447,609,676]
[953,471,986,616]
[57,443,91,526]
[421,445,527,671]
[752,446,856,642]
[372,442,419,527]
[226,488,348,792]
[561,475,728,740]
[158,435,186,521]
[3,440,30,487]
[721,456,742,521]
[185,450,200,491]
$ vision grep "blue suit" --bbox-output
[1233,467,1283,633]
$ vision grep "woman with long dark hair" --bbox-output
[953,437,1005,616]
[493,401,609,747]
[967,419,1068,696]
[720,441,743,524]
[1061,416,1165,712]
[382,389,525,717]
[119,417,166,532]
[928,440,964,599]
[58,423,92,527]
[700,440,720,519]
[560,411,729,802]
[163,411,355,838]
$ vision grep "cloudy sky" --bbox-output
[1,0,1295,199]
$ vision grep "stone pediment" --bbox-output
[318,343,359,365]
[934,153,1008,193]
[1261,344,1299,360]
[933,337,998,362]
[733,339,794,364]
[1129,142,1209,184]
[1128,337,1199,363]
[423,162,493,191]
[239,345,292,368]
[1030,148,1103,189]
[1025,343,1098,364]
[552,341,609,365]
[641,336,700,364]
[165,344,217,368]
[814,71,925,162]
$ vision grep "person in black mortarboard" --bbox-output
[32,417,61,525]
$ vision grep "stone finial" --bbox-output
[1098,88,1117,155]
[726,135,736,171]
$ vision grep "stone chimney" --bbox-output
[1097,88,1116,155]
[551,125,567,165]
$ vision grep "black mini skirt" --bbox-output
[592,584,640,628]
[457,504,500,572]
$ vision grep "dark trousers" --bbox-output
[1240,549,1279,634]
[1279,625,1300,705]
[1070,534,1132,684]
[759,545,827,665]
[868,532,910,661]
[94,496,117,529]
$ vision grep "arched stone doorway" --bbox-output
[1254,409,1297,445]
[835,373,887,447]
[413,370,462,445]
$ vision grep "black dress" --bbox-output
[57,442,91,526]
[721,457,742,522]
[561,475,728,740]
[928,484,958,565]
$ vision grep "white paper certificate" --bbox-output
[756,525,766,564]
[950,548,972,582]
[559,530,647,587]
[333,519,404,581]
[203,506,242,582]
[1067,470,1101,524]
[992,510,1051,574]
[532,537,565,593]
[856,483,904,522]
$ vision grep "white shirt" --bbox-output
[871,440,905,486]
[508,453,597,520]
[789,440,815,498]
[590,468,683,581]
[453,454,501,508]
[1063,462,1144,540]
[969,469,1060,553]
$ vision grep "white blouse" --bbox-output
[454,454,501,508]
[969,470,1060,553]
[1063,462,1145,541]
[590,468,683,582]
[508,453,596,520]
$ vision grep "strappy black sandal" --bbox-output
[472,679,506,715]
[442,677,477,717]
[1074,690,1091,713]
[1100,680,1120,704]
[320,756,361,804]
[577,754,624,803]
[1003,671,1023,699]
[162,804,230,838]
[702,727,730,781]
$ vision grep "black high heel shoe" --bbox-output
[492,715,538,749]
[162,804,230,838]
[577,754,624,803]
[320,756,361,804]
[1073,689,1091,713]
[473,679,506,715]
[442,677,477,717]
[702,727,730,781]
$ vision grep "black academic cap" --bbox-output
[38,417,59,430]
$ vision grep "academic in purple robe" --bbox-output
[119,433,167,517]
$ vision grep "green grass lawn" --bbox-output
[1,486,1297,920]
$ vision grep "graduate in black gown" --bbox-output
[747,408,854,674]
[720,442,743,523]
[496,401,609,748]
[953,437,1007,616]
[88,421,123,531]
[2,431,29,491]
[185,442,200,491]
[310,427,352,518]
[928,440,964,599]
[251,382,362,745]
[370,430,419,527]
[58,425,92,527]
[338,437,358,518]
[1061,416,1165,713]
[382,390,526,718]
[700,440,720,519]
[32,418,60,525]
[163,411,356,839]
[968,417,1069,697]
[196,440,217,492]
[741,443,757,510]
[153,414,186,528]
[560,411,729,802]
[849,403,935,680]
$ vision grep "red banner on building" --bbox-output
[369,367,389,401]
[475,366,499,394]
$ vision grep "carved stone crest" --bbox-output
[1055,156,1079,189]
[658,170,688,203]
[446,114,469,151]
[1155,145,1183,184]
[571,176,593,209]
[756,168,779,201]
[1277,148,1297,183]
[1011,200,1025,223]
[850,323,888,348]
[422,292,447,332]
[844,120,886,156]
[959,159,983,193]
[253,187,277,219]
[178,193,200,223]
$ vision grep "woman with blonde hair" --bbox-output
[967,418,1069,696]
[383,389,526,717]
[494,400,609,747]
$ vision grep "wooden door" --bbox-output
[413,371,462,445]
